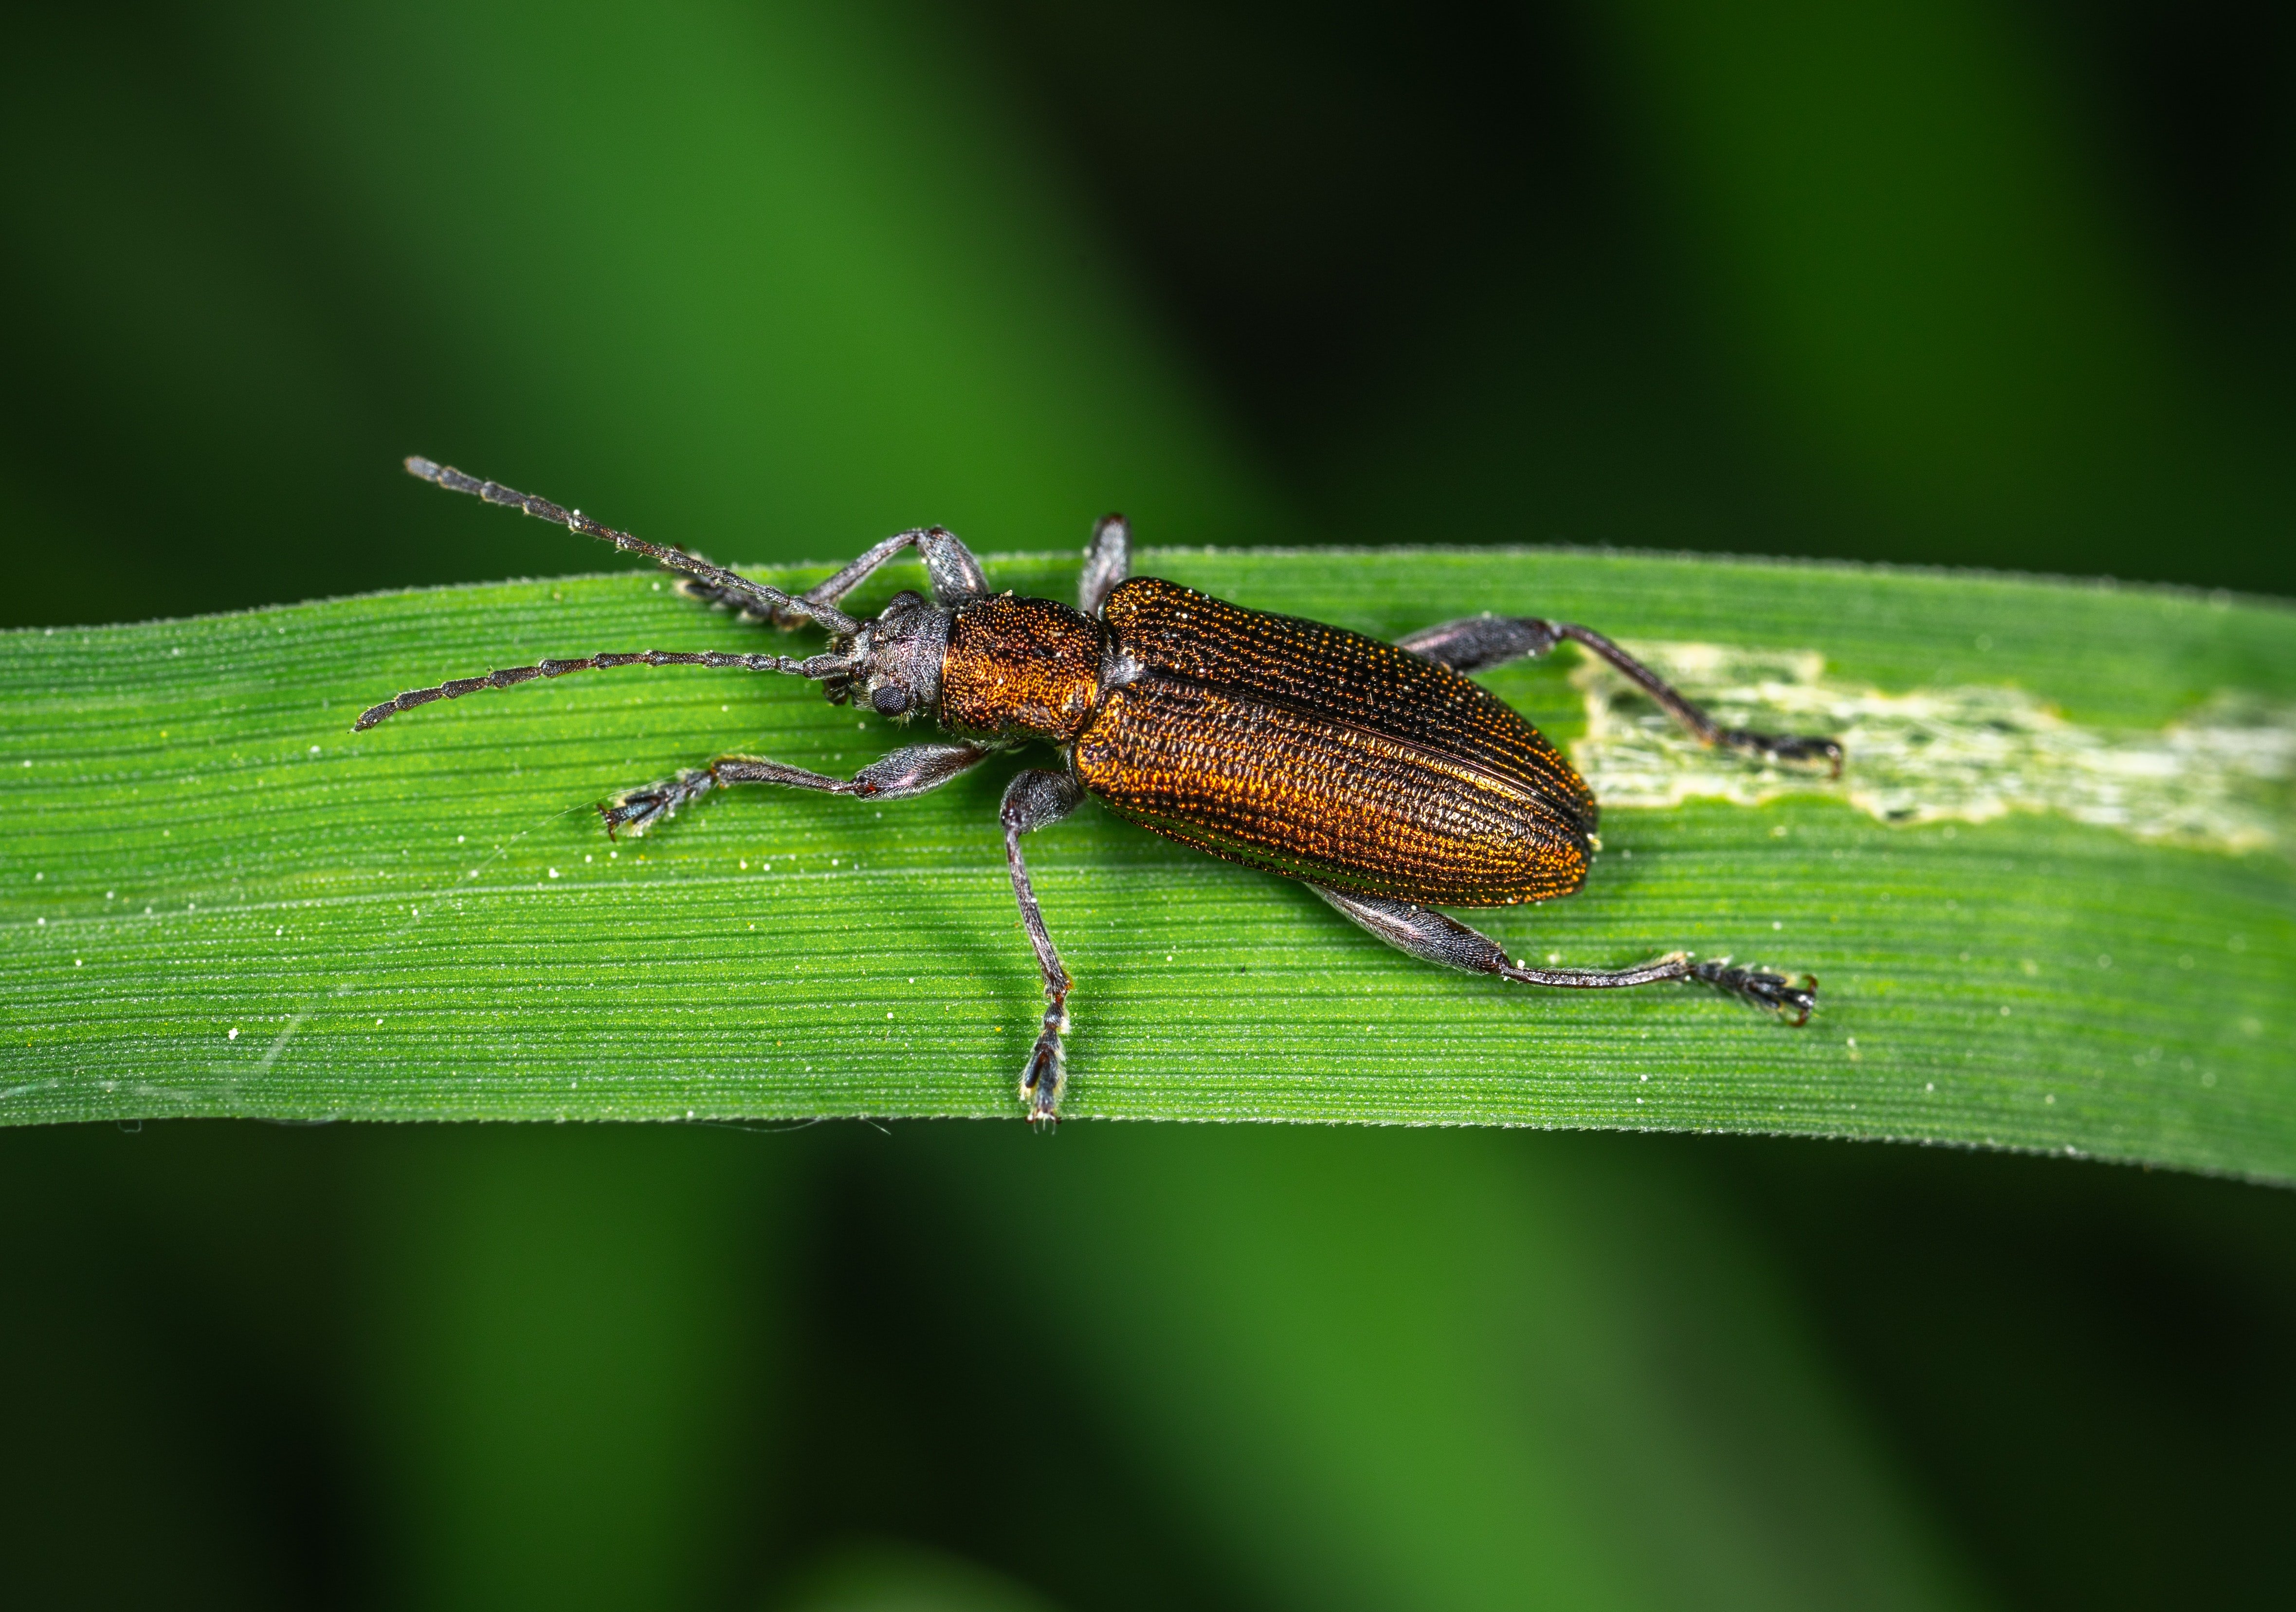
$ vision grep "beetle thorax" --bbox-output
[937,593,1107,743]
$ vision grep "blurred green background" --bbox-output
[4,1,2294,1607]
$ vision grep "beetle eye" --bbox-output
[871,683,912,716]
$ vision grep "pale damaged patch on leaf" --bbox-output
[1571,642,2296,851]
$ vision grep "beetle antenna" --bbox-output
[352,648,854,732]
[403,457,862,636]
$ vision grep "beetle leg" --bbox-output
[1550,623,1843,775]
[599,740,994,838]
[1393,615,1561,672]
[1000,768,1087,1121]
[1397,615,1842,775]
[1307,885,1818,1024]
[705,527,991,628]
[1078,514,1131,616]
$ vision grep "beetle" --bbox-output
[361,458,1843,1118]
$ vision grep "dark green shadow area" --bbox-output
[5,1119,2294,1609]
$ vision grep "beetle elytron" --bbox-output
[361,458,1842,1117]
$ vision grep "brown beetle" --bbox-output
[362,459,1842,1118]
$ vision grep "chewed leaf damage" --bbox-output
[1570,642,2296,852]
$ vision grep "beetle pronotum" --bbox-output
[362,458,1842,1118]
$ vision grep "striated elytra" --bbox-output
[360,458,1843,1118]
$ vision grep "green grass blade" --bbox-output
[6,549,2291,1178]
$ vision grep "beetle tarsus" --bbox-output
[1717,729,1845,777]
[1022,997,1070,1124]
[600,767,717,839]
[1692,959,1818,1025]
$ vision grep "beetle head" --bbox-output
[816,589,950,722]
